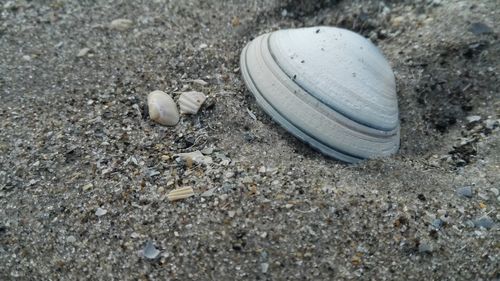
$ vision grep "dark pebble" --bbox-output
[469,22,494,35]
[431,219,444,229]
[474,215,494,229]
[456,186,473,198]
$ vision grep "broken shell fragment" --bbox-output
[142,241,160,259]
[167,187,195,201]
[147,90,179,126]
[109,18,133,31]
[178,91,206,114]
[240,26,400,163]
[175,150,213,165]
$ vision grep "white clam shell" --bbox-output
[240,26,400,163]
[147,90,179,126]
[178,91,206,114]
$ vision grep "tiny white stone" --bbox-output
[258,166,266,173]
[95,207,107,217]
[148,90,179,126]
[491,188,499,197]
[66,235,76,243]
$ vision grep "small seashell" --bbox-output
[147,90,179,126]
[167,187,195,201]
[178,91,206,114]
[109,18,133,31]
[240,26,400,163]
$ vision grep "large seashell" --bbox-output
[240,26,400,163]
[148,90,180,126]
[178,91,207,114]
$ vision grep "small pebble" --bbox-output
[418,241,433,253]
[201,147,214,155]
[95,207,107,217]
[258,166,266,174]
[66,235,76,243]
[390,16,405,27]
[485,119,499,130]
[491,188,499,197]
[469,22,493,35]
[241,176,253,184]
[456,186,473,198]
[474,215,494,229]
[143,241,160,259]
[231,16,240,27]
[431,219,444,229]
[478,193,489,200]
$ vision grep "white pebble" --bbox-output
[95,207,107,217]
